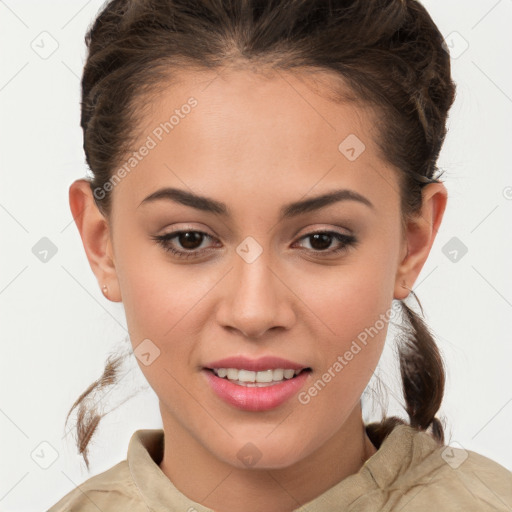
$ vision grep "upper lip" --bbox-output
[204,356,309,372]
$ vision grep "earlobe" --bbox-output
[393,182,448,300]
[69,179,121,302]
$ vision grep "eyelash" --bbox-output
[151,229,358,260]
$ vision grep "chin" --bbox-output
[213,431,311,471]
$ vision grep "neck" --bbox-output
[158,404,377,512]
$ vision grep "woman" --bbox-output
[49,0,512,510]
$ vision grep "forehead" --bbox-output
[112,66,400,216]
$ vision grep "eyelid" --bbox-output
[293,224,354,238]
[157,223,218,236]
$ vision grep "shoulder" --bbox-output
[395,433,512,511]
[47,460,145,512]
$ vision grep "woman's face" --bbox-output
[97,68,420,468]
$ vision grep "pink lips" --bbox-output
[205,355,307,372]
[203,355,311,412]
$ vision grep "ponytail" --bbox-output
[65,349,133,468]
[366,296,446,448]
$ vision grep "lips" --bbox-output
[204,355,309,372]
[202,355,312,411]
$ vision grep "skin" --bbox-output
[69,67,447,512]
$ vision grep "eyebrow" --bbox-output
[138,186,374,220]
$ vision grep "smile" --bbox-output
[203,367,312,411]
[210,367,307,386]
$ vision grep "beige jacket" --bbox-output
[48,424,512,511]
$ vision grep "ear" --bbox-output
[393,182,448,300]
[69,179,122,302]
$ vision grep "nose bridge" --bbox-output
[218,238,294,338]
[236,246,274,302]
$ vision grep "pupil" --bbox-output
[179,232,202,249]
[310,233,331,250]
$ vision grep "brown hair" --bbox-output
[69,0,456,466]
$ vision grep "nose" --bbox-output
[215,248,296,339]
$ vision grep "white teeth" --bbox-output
[272,368,284,380]
[238,370,256,382]
[227,368,238,380]
[257,370,274,383]
[211,367,305,384]
[283,369,295,379]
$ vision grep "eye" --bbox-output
[293,231,358,255]
[151,230,218,259]
[151,229,358,260]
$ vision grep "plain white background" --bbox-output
[1,1,511,510]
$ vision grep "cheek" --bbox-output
[114,241,220,397]
[290,238,399,400]
[296,244,397,347]
[114,225,207,340]
[293,276,394,448]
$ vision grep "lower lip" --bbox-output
[203,369,310,412]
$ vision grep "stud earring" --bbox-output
[102,284,108,299]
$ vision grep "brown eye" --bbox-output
[151,230,218,259]
[294,231,358,256]
[308,233,333,251]
[177,231,205,250]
